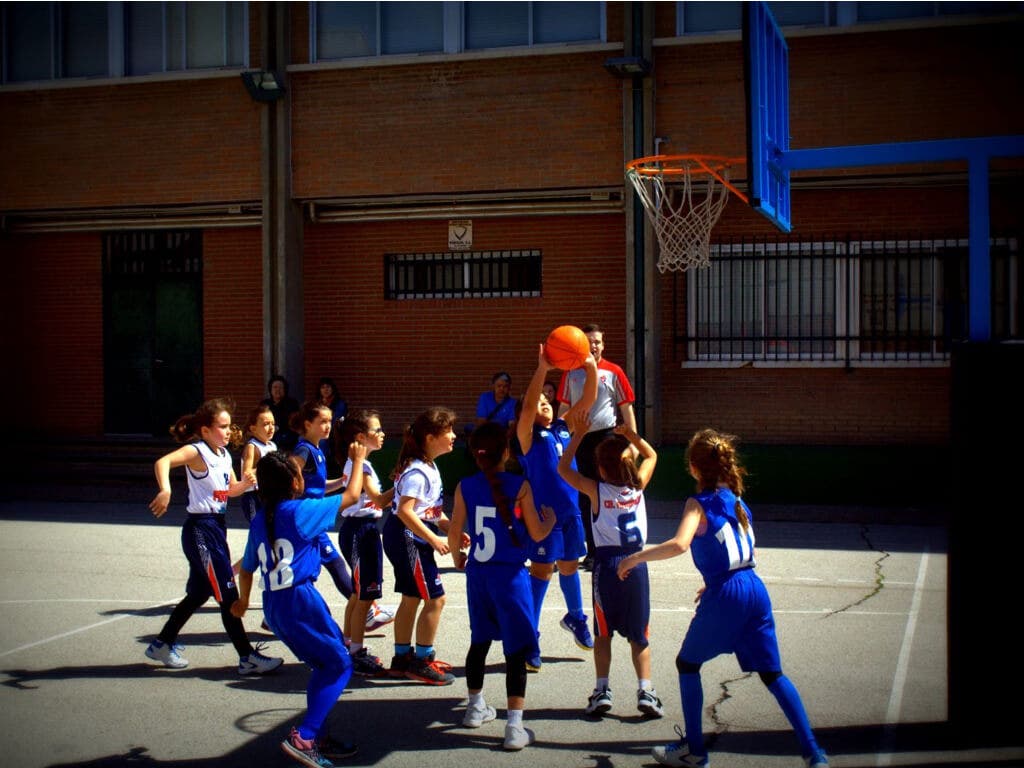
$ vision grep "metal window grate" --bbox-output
[676,234,1020,365]
[385,249,542,300]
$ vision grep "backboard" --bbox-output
[744,1,791,232]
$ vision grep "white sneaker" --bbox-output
[462,702,497,728]
[584,687,613,716]
[145,640,188,669]
[637,687,665,718]
[502,723,533,750]
[238,647,284,675]
[806,752,829,768]
[652,725,709,767]
[365,603,397,631]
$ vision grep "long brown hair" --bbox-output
[168,397,243,449]
[686,428,750,531]
[392,407,457,479]
[595,434,641,488]
[469,421,519,547]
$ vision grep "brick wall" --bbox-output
[301,214,626,432]
[1,232,104,434]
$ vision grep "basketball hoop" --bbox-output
[626,154,748,272]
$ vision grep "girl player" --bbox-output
[232,444,368,768]
[559,411,663,719]
[144,397,283,675]
[514,344,598,669]
[335,409,395,677]
[239,404,277,523]
[382,406,465,685]
[448,422,555,750]
[617,429,828,768]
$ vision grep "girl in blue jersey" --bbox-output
[239,404,277,523]
[617,429,828,768]
[334,409,396,678]
[559,412,663,720]
[291,402,356,609]
[448,422,556,750]
[144,398,283,675]
[232,445,368,768]
[514,345,598,668]
[382,406,463,685]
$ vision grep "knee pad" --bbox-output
[759,670,782,687]
[676,657,701,675]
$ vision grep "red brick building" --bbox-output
[1,2,1021,444]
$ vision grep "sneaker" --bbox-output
[559,613,594,650]
[351,647,386,677]
[585,687,613,716]
[638,688,665,718]
[281,727,334,768]
[525,652,542,672]
[503,723,534,751]
[806,752,829,768]
[462,702,497,728]
[145,640,188,669]
[316,734,357,761]
[238,644,284,675]
[365,603,397,631]
[652,725,709,767]
[406,655,456,685]
[388,649,414,678]
[581,554,595,572]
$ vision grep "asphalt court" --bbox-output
[0,499,1020,768]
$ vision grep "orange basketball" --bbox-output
[544,325,590,370]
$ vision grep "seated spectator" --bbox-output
[261,375,300,452]
[475,372,517,430]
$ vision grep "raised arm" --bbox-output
[336,442,368,509]
[557,409,598,509]
[615,424,658,489]
[562,355,598,424]
[516,344,553,456]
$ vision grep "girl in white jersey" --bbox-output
[559,411,663,720]
[382,407,465,685]
[144,398,283,675]
[334,409,396,677]
[240,404,277,523]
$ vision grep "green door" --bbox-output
[103,231,203,435]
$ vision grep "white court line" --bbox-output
[0,598,180,660]
[876,546,930,767]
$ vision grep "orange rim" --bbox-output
[626,153,749,205]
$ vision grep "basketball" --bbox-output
[544,325,590,370]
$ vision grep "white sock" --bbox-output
[468,691,484,707]
[639,678,652,691]
[596,677,610,691]
[349,642,363,654]
[507,709,523,727]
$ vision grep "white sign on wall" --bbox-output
[448,219,472,250]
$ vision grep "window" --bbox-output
[1,1,247,84]
[682,236,1020,365]
[312,1,602,62]
[385,250,542,300]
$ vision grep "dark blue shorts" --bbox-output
[338,517,384,601]
[528,512,586,564]
[181,514,237,605]
[592,547,650,646]
[382,514,445,600]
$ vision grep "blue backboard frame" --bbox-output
[744,1,791,233]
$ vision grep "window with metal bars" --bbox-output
[679,236,1019,365]
[385,249,542,300]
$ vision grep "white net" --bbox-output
[627,159,733,273]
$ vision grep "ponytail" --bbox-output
[469,422,519,548]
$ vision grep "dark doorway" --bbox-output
[103,231,203,435]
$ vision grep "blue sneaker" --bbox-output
[559,612,594,650]
[652,725,708,767]
[525,652,542,672]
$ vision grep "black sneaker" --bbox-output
[317,734,358,761]
[388,649,414,679]
[406,655,455,685]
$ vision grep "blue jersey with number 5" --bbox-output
[689,488,756,586]
[461,472,531,566]
[241,496,339,592]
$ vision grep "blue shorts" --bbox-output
[528,513,586,564]
[382,514,445,600]
[318,531,342,564]
[265,580,351,675]
[679,567,781,673]
[181,514,237,604]
[240,493,261,524]
[592,547,650,646]
[465,562,538,657]
[338,517,384,602]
